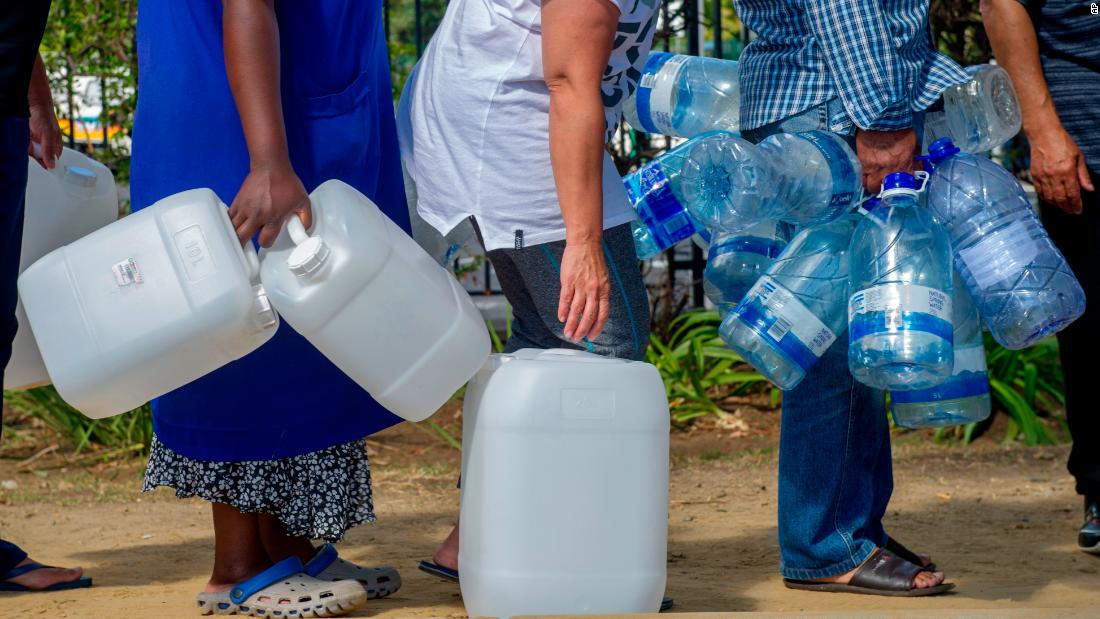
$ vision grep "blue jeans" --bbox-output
[0,115,31,576]
[743,98,924,579]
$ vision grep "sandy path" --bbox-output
[1,427,1098,617]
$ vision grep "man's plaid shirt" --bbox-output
[736,0,969,134]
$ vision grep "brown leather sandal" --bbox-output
[783,547,955,597]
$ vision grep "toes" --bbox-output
[914,570,945,589]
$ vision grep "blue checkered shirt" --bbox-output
[735,0,969,133]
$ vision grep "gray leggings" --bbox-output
[480,222,650,361]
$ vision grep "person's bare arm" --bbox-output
[981,0,1093,213]
[27,53,61,169]
[223,0,311,246]
[542,0,619,342]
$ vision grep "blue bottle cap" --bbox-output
[880,172,921,201]
[863,196,882,211]
[882,172,918,191]
[927,138,961,164]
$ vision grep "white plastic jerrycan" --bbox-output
[17,188,278,418]
[259,179,490,422]
[5,148,119,389]
[459,349,670,619]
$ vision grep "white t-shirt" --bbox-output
[401,0,660,251]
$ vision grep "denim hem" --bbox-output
[779,539,878,580]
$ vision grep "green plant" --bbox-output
[645,309,769,424]
[3,386,151,454]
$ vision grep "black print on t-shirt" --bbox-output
[601,0,659,141]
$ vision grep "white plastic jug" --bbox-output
[259,179,490,422]
[17,188,278,418]
[5,148,118,389]
[459,349,670,619]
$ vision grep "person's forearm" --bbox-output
[980,0,1063,138]
[547,80,606,245]
[26,54,53,112]
[223,0,290,170]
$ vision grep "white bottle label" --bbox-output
[848,283,953,340]
[743,275,836,359]
[644,55,688,135]
[112,258,143,287]
[957,219,1039,290]
[953,344,988,374]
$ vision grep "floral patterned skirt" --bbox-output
[143,435,374,542]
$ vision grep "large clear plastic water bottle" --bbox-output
[923,64,1022,153]
[625,137,710,260]
[848,173,955,391]
[756,131,863,227]
[924,138,1085,349]
[891,271,992,428]
[719,213,860,390]
[704,221,790,316]
[670,131,779,233]
[623,53,740,139]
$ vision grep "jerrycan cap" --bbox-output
[250,284,279,331]
[64,165,97,187]
[286,215,331,278]
[288,236,330,277]
[880,172,920,200]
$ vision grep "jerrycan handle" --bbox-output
[243,245,261,280]
[287,215,312,246]
[284,205,331,278]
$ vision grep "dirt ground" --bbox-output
[1,404,1098,618]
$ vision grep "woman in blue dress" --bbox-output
[130,1,409,616]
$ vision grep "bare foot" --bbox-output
[4,558,84,590]
[204,562,270,593]
[433,524,460,571]
[810,549,945,589]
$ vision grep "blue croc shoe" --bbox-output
[306,543,401,600]
[195,556,366,617]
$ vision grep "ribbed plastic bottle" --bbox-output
[924,137,1085,349]
[626,131,775,256]
[848,172,955,391]
[922,64,1022,153]
[755,131,863,227]
[719,213,860,390]
[890,271,992,428]
[704,221,790,316]
[623,53,740,139]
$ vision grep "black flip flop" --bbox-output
[783,547,955,597]
[886,536,937,571]
[418,560,674,611]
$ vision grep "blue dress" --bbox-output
[130,0,409,462]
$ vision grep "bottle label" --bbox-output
[735,275,837,372]
[799,131,858,216]
[957,219,1039,291]
[848,283,953,342]
[891,345,989,403]
[710,235,787,260]
[624,165,695,250]
[112,257,143,287]
[635,52,688,135]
